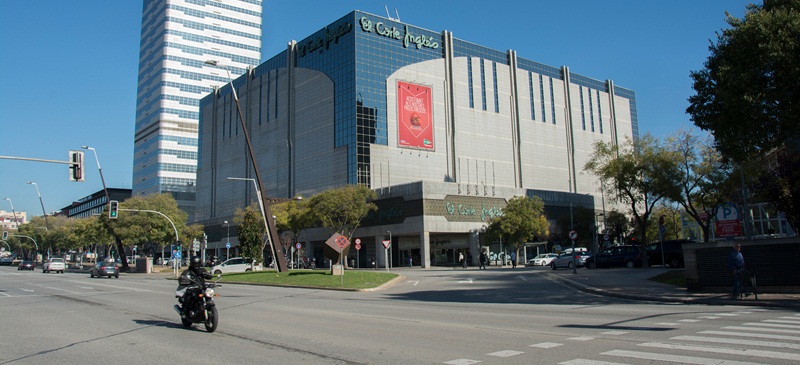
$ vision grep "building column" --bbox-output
[375,235,388,268]
[420,231,431,268]
[469,230,480,266]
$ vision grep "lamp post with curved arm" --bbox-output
[81,146,110,209]
[3,197,19,230]
[26,182,49,229]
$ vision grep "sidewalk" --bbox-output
[543,267,800,309]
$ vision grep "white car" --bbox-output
[210,257,262,274]
[527,253,558,267]
[43,258,66,274]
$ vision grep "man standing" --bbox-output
[510,251,517,268]
[479,251,487,270]
[458,251,465,268]
[728,243,745,299]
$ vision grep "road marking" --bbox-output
[603,349,766,365]
[654,322,679,326]
[698,316,720,319]
[406,280,419,286]
[530,342,562,348]
[20,288,34,292]
[723,325,800,335]
[457,278,474,284]
[763,319,800,326]
[567,336,594,341]
[671,335,800,350]
[640,342,800,362]
[560,359,628,365]
[487,350,523,357]
[743,322,800,330]
[516,275,527,281]
[76,286,94,290]
[712,313,740,316]
[601,330,628,335]
[679,319,701,323]
[443,359,481,365]
[43,286,80,294]
[699,330,800,341]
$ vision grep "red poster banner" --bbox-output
[397,81,434,150]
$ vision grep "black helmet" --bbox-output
[190,256,202,268]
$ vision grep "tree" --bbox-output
[753,148,800,231]
[584,135,677,266]
[662,129,734,242]
[687,1,800,163]
[485,196,549,265]
[233,204,265,269]
[304,185,377,265]
[272,197,312,256]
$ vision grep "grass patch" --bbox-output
[216,269,399,290]
[648,269,686,287]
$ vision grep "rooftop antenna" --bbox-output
[384,5,400,21]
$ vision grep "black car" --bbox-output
[90,260,119,278]
[646,239,695,268]
[585,245,643,269]
[17,260,34,270]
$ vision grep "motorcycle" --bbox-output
[174,274,222,332]
[298,257,316,269]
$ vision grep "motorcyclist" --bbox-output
[176,256,213,318]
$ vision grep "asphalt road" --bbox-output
[2,266,799,364]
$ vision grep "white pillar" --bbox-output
[420,231,431,268]
[375,235,388,267]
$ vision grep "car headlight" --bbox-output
[204,288,215,297]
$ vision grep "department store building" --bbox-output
[195,11,637,268]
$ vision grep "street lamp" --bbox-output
[26,182,49,229]
[3,198,19,230]
[208,59,289,272]
[227,177,275,268]
[81,146,110,209]
[224,220,230,260]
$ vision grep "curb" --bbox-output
[543,272,798,309]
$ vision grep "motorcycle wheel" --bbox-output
[204,306,219,333]
[181,316,193,328]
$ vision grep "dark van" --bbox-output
[646,239,695,268]
[585,245,643,269]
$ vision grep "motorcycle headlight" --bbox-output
[204,288,215,297]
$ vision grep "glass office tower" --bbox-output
[133,0,261,218]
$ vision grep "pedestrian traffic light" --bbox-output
[2,231,7,240]
[69,150,85,182]
[109,200,119,219]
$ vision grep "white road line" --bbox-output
[679,319,701,323]
[698,316,720,319]
[723,325,800,335]
[567,336,594,341]
[486,350,523,357]
[20,288,34,292]
[560,359,629,365]
[603,349,767,365]
[530,342,563,348]
[743,322,800,330]
[639,342,800,362]
[516,275,527,281]
[443,359,481,365]
[457,278,474,284]
[601,331,628,335]
[762,319,800,326]
[699,330,800,341]
[0,292,10,297]
[406,280,419,286]
[712,313,740,316]
[43,286,80,294]
[654,322,679,326]
[671,335,800,350]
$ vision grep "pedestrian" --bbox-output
[510,251,517,268]
[728,243,747,299]
[408,255,413,267]
[458,251,465,268]
[479,251,487,270]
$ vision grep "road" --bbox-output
[1,266,799,364]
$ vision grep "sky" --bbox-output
[0,0,753,220]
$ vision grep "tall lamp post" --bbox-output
[81,146,110,207]
[3,198,19,230]
[207,59,289,272]
[26,182,49,230]
[224,220,230,260]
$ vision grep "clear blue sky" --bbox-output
[0,0,752,219]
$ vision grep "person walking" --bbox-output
[479,251,487,270]
[510,251,517,268]
[728,243,746,299]
[458,251,465,268]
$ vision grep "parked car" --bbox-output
[210,257,262,274]
[17,260,35,271]
[646,239,695,268]
[527,253,558,267]
[550,250,591,270]
[0,255,16,265]
[43,258,66,274]
[90,260,119,278]
[585,245,643,269]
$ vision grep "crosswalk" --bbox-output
[444,311,800,364]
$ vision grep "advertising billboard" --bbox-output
[397,81,434,150]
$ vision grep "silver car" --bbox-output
[550,251,590,270]
[527,253,558,267]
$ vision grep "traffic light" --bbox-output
[109,200,119,219]
[69,150,85,182]
[2,231,7,240]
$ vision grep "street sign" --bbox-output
[382,240,391,249]
[603,234,610,241]
[355,244,361,250]
[226,242,231,249]
[335,236,349,249]
[568,230,577,240]
[296,242,301,249]
[355,238,361,244]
